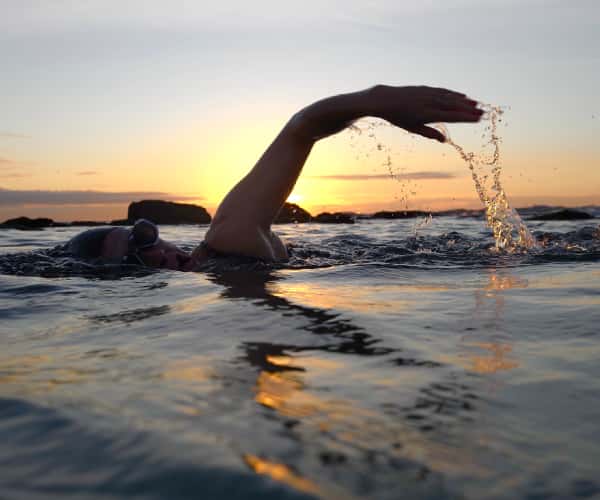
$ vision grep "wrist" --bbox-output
[291,88,374,142]
[360,84,388,117]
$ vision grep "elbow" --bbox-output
[286,109,315,143]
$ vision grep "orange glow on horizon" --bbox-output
[2,115,599,223]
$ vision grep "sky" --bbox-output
[1,0,599,221]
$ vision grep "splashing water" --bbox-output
[436,105,536,251]
[413,213,433,238]
[346,106,536,251]
[347,120,418,209]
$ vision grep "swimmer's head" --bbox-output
[123,219,195,271]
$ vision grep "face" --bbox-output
[136,239,195,271]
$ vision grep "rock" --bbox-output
[313,212,355,224]
[108,219,130,226]
[528,209,594,221]
[436,209,484,218]
[70,221,110,227]
[274,202,312,223]
[0,216,55,230]
[371,210,429,219]
[127,200,211,225]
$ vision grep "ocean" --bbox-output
[1,213,600,499]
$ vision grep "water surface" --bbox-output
[1,216,600,499]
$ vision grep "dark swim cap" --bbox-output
[129,219,159,249]
[123,219,161,266]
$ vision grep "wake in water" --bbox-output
[0,222,599,277]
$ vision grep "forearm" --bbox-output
[211,126,313,231]
[210,88,381,234]
[290,87,374,141]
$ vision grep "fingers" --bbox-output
[426,88,482,121]
[444,109,483,122]
[435,96,480,113]
[406,124,446,143]
[426,107,483,123]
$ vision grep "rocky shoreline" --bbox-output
[1,200,597,230]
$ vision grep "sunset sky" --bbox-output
[1,0,599,221]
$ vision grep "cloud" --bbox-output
[313,171,458,181]
[76,171,98,176]
[0,188,202,206]
[0,157,29,176]
[0,156,33,167]
[0,157,16,165]
[0,173,30,179]
[0,132,30,139]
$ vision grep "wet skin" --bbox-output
[100,228,195,271]
[135,239,194,271]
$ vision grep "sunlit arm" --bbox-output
[202,85,482,261]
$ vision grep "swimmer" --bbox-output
[67,85,483,270]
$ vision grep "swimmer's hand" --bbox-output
[366,85,482,142]
[293,85,482,143]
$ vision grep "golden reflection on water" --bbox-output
[463,342,519,374]
[251,353,491,481]
[267,354,343,373]
[161,357,213,383]
[452,269,525,374]
[270,282,399,312]
[269,281,453,314]
[0,354,98,391]
[0,354,50,385]
[244,454,320,496]
[483,272,528,293]
[173,293,220,314]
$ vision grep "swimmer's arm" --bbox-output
[204,86,481,258]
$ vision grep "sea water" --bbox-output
[1,214,600,500]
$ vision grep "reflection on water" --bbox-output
[161,357,213,384]
[244,454,321,496]
[270,282,407,313]
[463,342,519,374]
[2,220,600,499]
[212,271,397,357]
[208,270,491,495]
[0,353,104,394]
[88,305,171,324]
[453,269,526,375]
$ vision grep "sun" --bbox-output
[286,193,303,204]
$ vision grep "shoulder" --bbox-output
[100,227,130,259]
[67,226,120,258]
[203,221,286,261]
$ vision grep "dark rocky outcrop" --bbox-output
[313,212,355,224]
[0,216,55,230]
[528,209,594,221]
[127,200,211,225]
[108,219,130,226]
[436,209,484,218]
[371,210,429,219]
[274,202,312,223]
[70,221,109,227]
